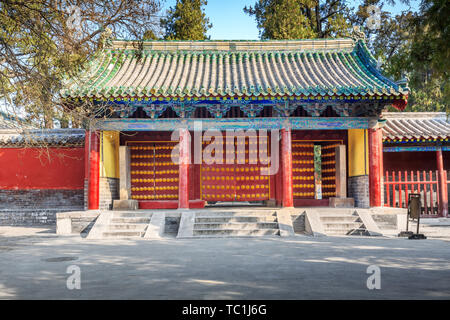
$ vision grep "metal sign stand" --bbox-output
[398,193,426,239]
[398,194,416,237]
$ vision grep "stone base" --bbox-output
[264,199,277,207]
[56,211,99,235]
[329,197,355,208]
[113,200,138,210]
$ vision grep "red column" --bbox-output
[88,131,100,210]
[369,128,383,207]
[436,147,448,217]
[84,130,90,183]
[178,128,190,209]
[281,128,293,207]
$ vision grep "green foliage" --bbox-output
[0,0,161,128]
[243,0,352,39]
[244,0,448,112]
[161,0,212,40]
[365,1,450,113]
[143,29,159,40]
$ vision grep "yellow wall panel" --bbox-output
[100,131,119,178]
[348,129,369,177]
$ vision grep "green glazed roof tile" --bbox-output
[62,38,407,99]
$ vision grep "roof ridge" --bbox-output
[113,37,355,43]
[382,112,448,121]
[110,38,356,52]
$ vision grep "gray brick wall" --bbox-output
[0,209,75,225]
[348,175,370,208]
[0,189,84,225]
[99,177,119,210]
[0,189,84,210]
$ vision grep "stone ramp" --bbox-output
[87,211,166,239]
[304,208,383,237]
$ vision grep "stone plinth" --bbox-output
[329,197,355,208]
[113,199,138,210]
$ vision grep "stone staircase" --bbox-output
[192,210,280,237]
[319,210,370,236]
[101,211,153,239]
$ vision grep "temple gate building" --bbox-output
[60,37,409,212]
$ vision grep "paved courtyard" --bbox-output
[0,226,449,299]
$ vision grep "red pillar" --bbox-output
[368,128,383,207]
[281,128,293,207]
[178,128,190,209]
[88,131,100,210]
[436,147,448,217]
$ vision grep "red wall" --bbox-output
[0,148,85,189]
[384,151,450,172]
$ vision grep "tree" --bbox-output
[409,0,449,113]
[357,0,450,113]
[243,0,352,39]
[160,0,212,40]
[0,0,162,128]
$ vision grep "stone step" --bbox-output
[112,212,153,218]
[376,221,397,230]
[322,222,363,229]
[192,228,280,236]
[110,217,151,224]
[194,211,277,217]
[315,210,359,215]
[108,223,148,231]
[320,215,360,223]
[193,222,278,230]
[326,228,368,236]
[195,216,276,223]
[102,231,145,238]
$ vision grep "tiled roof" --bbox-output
[0,129,85,147]
[382,112,450,140]
[62,38,409,100]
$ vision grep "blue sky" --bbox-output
[161,0,421,40]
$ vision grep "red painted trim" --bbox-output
[139,200,205,209]
[369,128,383,207]
[436,148,448,217]
[178,128,190,209]
[88,131,100,210]
[281,128,293,207]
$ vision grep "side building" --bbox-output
[382,112,449,217]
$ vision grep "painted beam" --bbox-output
[95,117,370,132]
[384,146,450,152]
